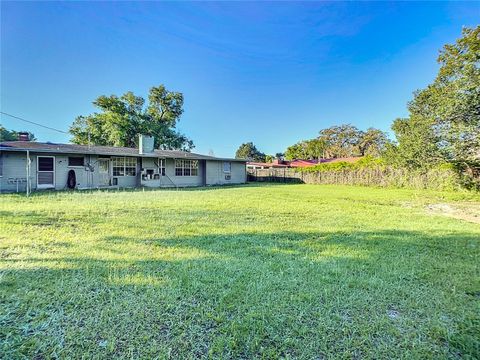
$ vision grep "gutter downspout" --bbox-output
[26,150,31,196]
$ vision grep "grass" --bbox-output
[1,184,479,359]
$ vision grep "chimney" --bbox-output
[18,132,30,141]
[139,135,154,154]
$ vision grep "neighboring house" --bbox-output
[0,135,247,193]
[246,160,289,170]
[247,157,362,170]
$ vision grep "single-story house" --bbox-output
[0,136,247,193]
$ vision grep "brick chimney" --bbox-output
[18,132,30,141]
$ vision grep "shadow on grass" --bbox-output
[1,230,479,358]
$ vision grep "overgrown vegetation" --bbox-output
[286,156,479,190]
[1,185,479,358]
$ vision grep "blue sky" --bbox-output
[1,2,478,157]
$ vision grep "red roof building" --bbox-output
[247,157,362,169]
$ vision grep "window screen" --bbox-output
[38,157,54,171]
[68,156,84,167]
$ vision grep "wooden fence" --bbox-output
[247,167,460,190]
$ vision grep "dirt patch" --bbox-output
[426,203,480,224]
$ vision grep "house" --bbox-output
[246,159,289,170]
[0,135,247,193]
[247,157,362,171]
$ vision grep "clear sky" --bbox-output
[1,2,478,157]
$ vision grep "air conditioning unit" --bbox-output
[225,175,231,180]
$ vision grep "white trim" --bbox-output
[37,155,55,189]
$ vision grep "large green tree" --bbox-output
[285,138,327,160]
[384,117,444,169]
[285,125,389,160]
[318,124,363,158]
[235,142,266,162]
[388,26,480,167]
[69,85,194,151]
[358,128,389,157]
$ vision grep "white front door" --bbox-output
[98,159,111,186]
[37,156,55,189]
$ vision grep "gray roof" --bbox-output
[0,141,246,162]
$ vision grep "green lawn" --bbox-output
[1,184,479,359]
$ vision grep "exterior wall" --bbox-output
[0,151,30,192]
[0,152,100,192]
[206,160,246,185]
[167,158,205,187]
[140,158,205,187]
[0,151,246,192]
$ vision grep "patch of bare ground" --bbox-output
[426,202,480,224]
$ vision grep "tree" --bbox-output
[318,124,363,158]
[0,125,35,141]
[265,155,274,163]
[384,117,444,169]
[284,139,326,160]
[235,142,266,162]
[388,26,480,167]
[285,125,388,160]
[285,142,308,160]
[69,85,194,151]
[358,128,389,157]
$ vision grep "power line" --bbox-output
[0,111,69,134]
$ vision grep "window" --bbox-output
[112,157,124,176]
[191,161,198,176]
[157,158,165,176]
[112,157,137,176]
[38,157,54,171]
[175,159,199,176]
[125,157,137,176]
[68,156,84,167]
[223,161,231,173]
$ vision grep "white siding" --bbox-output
[205,160,246,185]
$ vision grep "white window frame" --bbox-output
[175,159,199,176]
[157,158,166,176]
[37,155,55,189]
[223,161,231,174]
[112,157,137,177]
